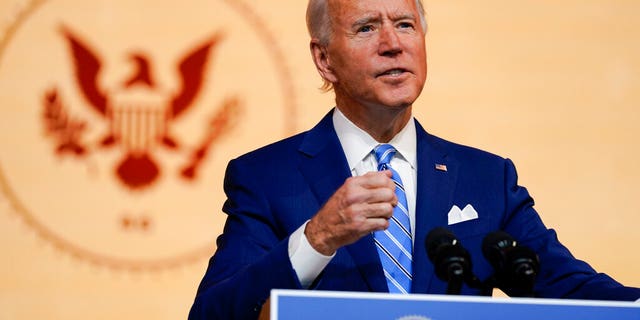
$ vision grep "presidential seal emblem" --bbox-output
[0,0,296,270]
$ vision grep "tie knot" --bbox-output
[374,144,396,170]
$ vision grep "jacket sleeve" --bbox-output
[501,158,640,301]
[188,158,303,320]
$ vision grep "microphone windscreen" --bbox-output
[481,230,540,297]
[425,227,456,261]
[482,230,516,265]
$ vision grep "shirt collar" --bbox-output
[333,107,417,171]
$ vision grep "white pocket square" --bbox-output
[447,204,479,225]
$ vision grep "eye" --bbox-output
[358,25,375,33]
[397,21,415,29]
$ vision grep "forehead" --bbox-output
[328,0,419,24]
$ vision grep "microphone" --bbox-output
[426,227,475,295]
[482,231,540,297]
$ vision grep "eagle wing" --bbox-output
[61,25,108,115]
[170,32,224,118]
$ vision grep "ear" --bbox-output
[310,39,338,84]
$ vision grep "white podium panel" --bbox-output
[270,289,639,320]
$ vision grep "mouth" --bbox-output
[376,68,409,78]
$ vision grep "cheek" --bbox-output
[341,62,368,84]
[415,52,428,80]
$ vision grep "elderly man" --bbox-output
[188,0,640,319]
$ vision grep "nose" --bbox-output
[378,24,402,57]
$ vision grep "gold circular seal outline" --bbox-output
[0,0,298,272]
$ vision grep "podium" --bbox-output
[268,289,639,320]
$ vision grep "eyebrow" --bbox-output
[352,14,381,29]
[351,12,417,29]
[389,12,417,23]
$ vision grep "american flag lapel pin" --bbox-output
[435,163,448,172]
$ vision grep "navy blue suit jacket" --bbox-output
[189,110,639,319]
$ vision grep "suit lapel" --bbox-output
[297,110,351,207]
[297,110,387,292]
[411,120,459,293]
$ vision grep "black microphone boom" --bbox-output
[425,227,476,295]
[482,231,540,297]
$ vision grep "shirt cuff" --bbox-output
[288,221,335,288]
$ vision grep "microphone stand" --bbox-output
[445,262,465,295]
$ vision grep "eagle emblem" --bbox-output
[43,25,241,190]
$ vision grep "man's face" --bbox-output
[323,0,427,115]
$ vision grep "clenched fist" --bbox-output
[305,170,397,255]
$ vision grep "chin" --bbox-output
[380,92,420,109]
[373,100,412,112]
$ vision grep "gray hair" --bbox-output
[306,0,427,46]
[306,0,427,91]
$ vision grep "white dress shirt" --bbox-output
[288,108,418,287]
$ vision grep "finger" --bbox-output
[354,202,394,219]
[363,216,390,233]
[360,171,395,189]
[361,186,396,205]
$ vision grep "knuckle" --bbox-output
[381,203,394,216]
[377,219,390,231]
[344,176,357,185]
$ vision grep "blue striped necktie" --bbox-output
[373,144,413,294]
